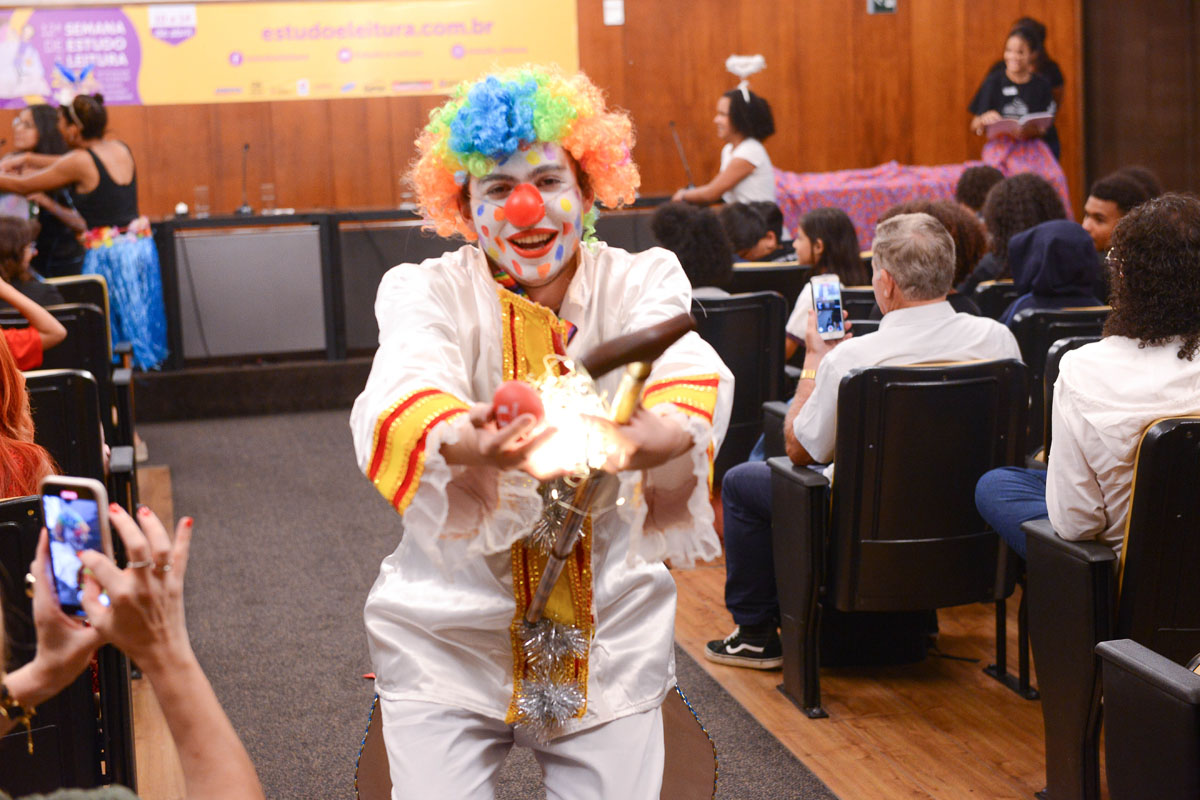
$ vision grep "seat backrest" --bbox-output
[1098,638,1200,800]
[691,291,787,480]
[0,303,110,375]
[829,360,1028,611]
[1041,335,1101,455]
[44,276,113,355]
[846,319,880,336]
[1115,418,1200,664]
[0,496,105,794]
[727,262,809,308]
[973,279,1020,319]
[23,369,106,482]
[839,287,876,320]
[1011,307,1110,447]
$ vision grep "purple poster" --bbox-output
[0,7,142,109]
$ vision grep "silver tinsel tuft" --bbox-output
[522,619,588,676]
[515,680,586,742]
[529,478,579,553]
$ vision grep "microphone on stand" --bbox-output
[236,143,253,215]
[668,121,695,188]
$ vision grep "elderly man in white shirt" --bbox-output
[976,193,1200,559]
[708,212,1022,669]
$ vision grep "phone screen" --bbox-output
[43,489,109,616]
[813,280,845,338]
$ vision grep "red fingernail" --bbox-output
[182,517,194,528]
[137,506,151,517]
[109,503,121,514]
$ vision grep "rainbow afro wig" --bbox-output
[411,64,640,240]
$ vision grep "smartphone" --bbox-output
[40,476,113,618]
[810,274,846,340]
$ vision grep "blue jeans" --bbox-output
[974,467,1049,560]
[721,461,779,626]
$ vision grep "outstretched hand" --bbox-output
[593,406,694,473]
[79,505,194,672]
[441,403,559,480]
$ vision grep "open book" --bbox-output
[985,111,1054,139]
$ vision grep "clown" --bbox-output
[350,66,732,798]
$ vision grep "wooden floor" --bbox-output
[674,557,1046,800]
[130,466,1049,800]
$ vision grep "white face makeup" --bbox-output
[467,143,589,287]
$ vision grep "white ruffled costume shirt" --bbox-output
[350,242,733,735]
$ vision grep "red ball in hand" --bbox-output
[491,380,544,427]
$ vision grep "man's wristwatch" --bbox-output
[799,369,817,381]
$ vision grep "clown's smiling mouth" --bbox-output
[508,229,558,258]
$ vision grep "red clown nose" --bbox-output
[504,183,545,228]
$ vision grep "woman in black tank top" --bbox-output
[0,94,167,369]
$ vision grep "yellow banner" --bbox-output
[0,1,579,107]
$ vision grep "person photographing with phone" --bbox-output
[0,499,265,800]
[707,213,1022,668]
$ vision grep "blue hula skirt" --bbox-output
[82,228,169,369]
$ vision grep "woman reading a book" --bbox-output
[968,27,1056,155]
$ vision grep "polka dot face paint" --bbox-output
[467,144,588,288]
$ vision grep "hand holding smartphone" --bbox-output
[41,476,113,618]
[810,274,846,340]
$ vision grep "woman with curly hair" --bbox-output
[975,193,1200,558]
[958,172,1067,296]
[0,333,55,498]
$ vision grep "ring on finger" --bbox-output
[127,559,154,569]
[24,572,35,598]
[154,560,173,574]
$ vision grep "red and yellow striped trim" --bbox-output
[642,374,720,423]
[367,388,469,513]
[642,374,721,492]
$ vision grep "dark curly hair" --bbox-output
[722,89,775,141]
[718,201,783,255]
[1103,193,1200,360]
[800,207,868,285]
[881,199,986,286]
[981,173,1067,273]
[0,216,36,282]
[1115,165,1163,200]
[1089,172,1150,214]
[651,202,734,289]
[955,165,1004,212]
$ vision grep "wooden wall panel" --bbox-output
[0,1,1086,219]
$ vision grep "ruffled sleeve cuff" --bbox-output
[620,395,722,569]
[365,389,541,571]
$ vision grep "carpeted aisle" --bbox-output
[142,409,835,799]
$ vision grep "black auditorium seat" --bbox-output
[691,291,787,482]
[973,280,1020,319]
[1097,639,1200,800]
[0,301,135,451]
[1026,335,1101,467]
[728,261,809,309]
[1009,307,1109,451]
[1022,417,1200,800]
[768,359,1027,717]
[24,368,137,511]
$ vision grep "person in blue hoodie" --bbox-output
[1000,219,1102,326]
